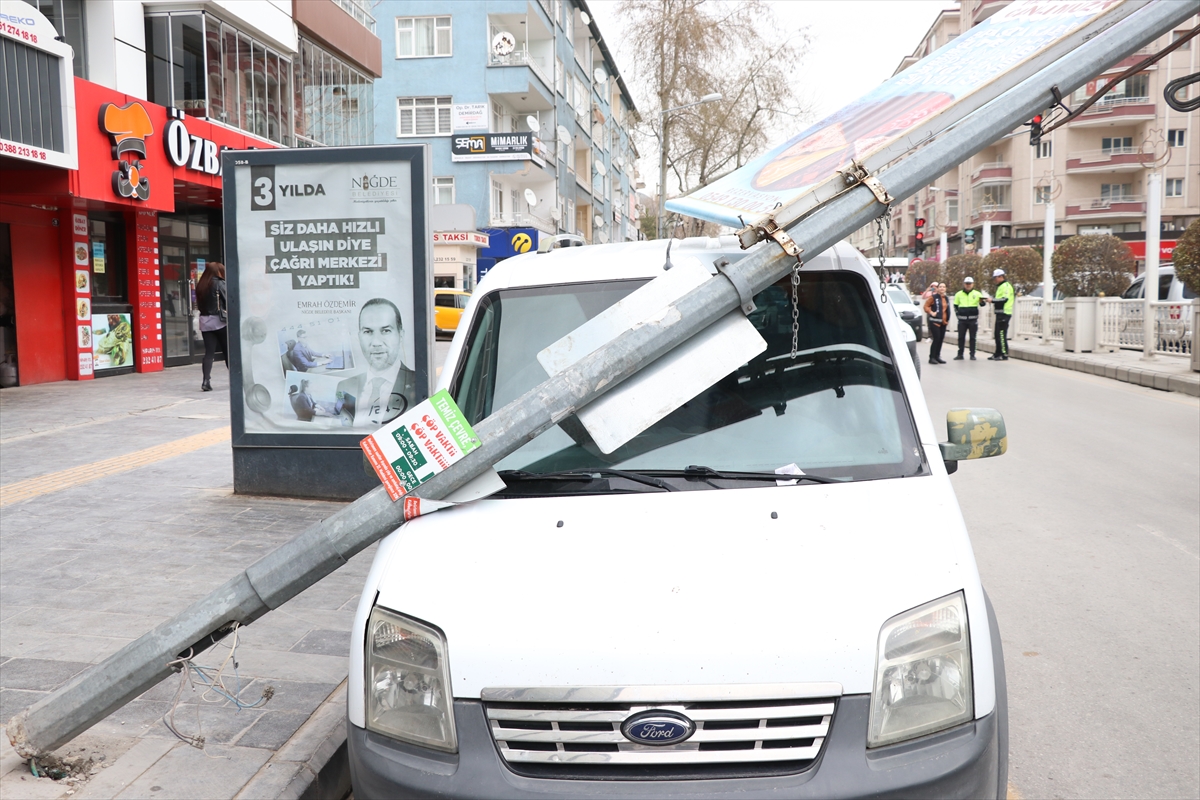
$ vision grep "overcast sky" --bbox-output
[587,0,955,163]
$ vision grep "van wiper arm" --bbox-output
[498,468,677,492]
[647,465,838,485]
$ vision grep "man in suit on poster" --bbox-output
[350,298,418,428]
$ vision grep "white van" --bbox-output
[347,238,1010,799]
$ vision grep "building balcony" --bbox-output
[1065,196,1146,219]
[1069,97,1156,127]
[489,210,555,234]
[971,162,1012,184]
[1065,148,1146,173]
[489,49,552,90]
[968,205,1012,224]
[972,0,1009,24]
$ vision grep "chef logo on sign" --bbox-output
[99,102,154,201]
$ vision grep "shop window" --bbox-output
[88,214,128,303]
[28,0,87,78]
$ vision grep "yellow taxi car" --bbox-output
[434,289,471,337]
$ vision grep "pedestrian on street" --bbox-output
[195,262,227,392]
[953,276,984,360]
[989,268,1014,360]
[924,282,950,364]
[922,282,938,301]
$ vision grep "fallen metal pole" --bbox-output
[8,0,1191,758]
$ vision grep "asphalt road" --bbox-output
[917,342,1200,800]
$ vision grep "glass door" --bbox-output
[160,239,193,365]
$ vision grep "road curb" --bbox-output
[943,333,1200,397]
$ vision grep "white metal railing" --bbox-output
[1082,96,1152,112]
[1072,195,1146,210]
[1100,298,1195,355]
[1048,300,1064,341]
[489,50,551,87]
[1068,147,1140,163]
[1013,296,1042,337]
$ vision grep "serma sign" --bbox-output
[666,0,1139,228]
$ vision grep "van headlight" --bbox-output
[867,592,973,748]
[366,606,457,752]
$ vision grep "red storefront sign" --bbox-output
[1126,240,1177,260]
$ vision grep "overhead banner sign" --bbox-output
[667,0,1141,228]
[223,146,433,446]
[452,132,535,162]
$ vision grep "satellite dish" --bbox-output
[579,11,590,24]
[524,188,538,206]
[492,31,516,57]
[556,125,570,142]
[525,115,541,133]
[593,67,607,85]
[549,208,561,222]
[613,157,622,170]
[594,160,607,177]
[594,214,605,228]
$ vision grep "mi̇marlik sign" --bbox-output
[451,132,535,162]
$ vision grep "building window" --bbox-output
[946,198,958,226]
[28,0,87,78]
[491,100,505,133]
[335,0,376,33]
[1037,140,1052,159]
[555,57,565,95]
[491,180,504,217]
[1165,179,1184,198]
[1100,183,1132,201]
[1173,30,1191,50]
[296,38,372,147]
[1168,129,1185,148]
[1034,186,1052,204]
[395,16,452,58]
[397,96,453,136]
[433,177,455,204]
[1101,136,1133,154]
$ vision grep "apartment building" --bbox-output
[372,0,640,288]
[1,0,380,386]
[851,1,1199,270]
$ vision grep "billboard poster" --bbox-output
[92,313,133,370]
[667,0,1135,228]
[223,146,432,448]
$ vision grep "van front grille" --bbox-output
[481,683,839,780]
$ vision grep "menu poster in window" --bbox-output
[92,313,134,370]
[226,147,432,441]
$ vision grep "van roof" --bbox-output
[475,237,877,294]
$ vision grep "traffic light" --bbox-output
[1029,114,1043,147]
[914,217,926,256]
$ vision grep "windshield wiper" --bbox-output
[645,465,839,485]
[498,469,677,492]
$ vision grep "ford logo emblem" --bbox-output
[620,710,696,746]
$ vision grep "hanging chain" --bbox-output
[874,207,892,302]
[790,253,804,359]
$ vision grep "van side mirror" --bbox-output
[940,408,1007,474]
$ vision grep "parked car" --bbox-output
[1026,283,1065,300]
[434,289,471,337]
[886,285,924,341]
[348,238,1010,799]
[1120,266,1196,301]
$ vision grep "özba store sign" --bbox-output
[163,108,221,176]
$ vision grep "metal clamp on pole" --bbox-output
[735,215,804,261]
[838,159,893,206]
[714,257,757,315]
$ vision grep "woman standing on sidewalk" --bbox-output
[195,262,228,392]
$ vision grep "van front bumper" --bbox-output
[348,694,1002,800]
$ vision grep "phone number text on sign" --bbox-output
[1,140,48,160]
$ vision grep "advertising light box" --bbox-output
[222,146,433,498]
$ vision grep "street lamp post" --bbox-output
[657,93,722,239]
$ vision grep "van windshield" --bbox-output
[449,272,925,490]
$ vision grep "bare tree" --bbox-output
[617,0,811,237]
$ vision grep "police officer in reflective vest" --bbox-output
[953,277,984,360]
[989,268,1015,361]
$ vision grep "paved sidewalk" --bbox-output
[941,331,1199,396]
[0,364,371,799]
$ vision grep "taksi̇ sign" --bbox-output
[451,132,534,162]
[163,109,221,176]
[99,102,153,201]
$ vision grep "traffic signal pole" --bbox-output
[7,0,1195,760]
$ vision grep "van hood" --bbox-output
[370,474,990,700]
